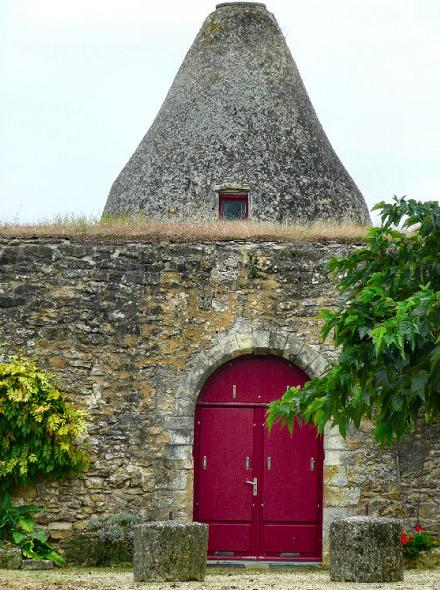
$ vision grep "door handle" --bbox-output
[245,477,258,496]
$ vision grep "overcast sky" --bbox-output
[1,0,439,224]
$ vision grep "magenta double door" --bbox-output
[193,355,323,562]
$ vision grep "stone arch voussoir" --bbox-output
[174,319,330,419]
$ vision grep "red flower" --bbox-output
[401,534,408,544]
[415,525,424,533]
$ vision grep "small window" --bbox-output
[219,193,248,220]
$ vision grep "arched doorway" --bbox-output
[193,355,323,562]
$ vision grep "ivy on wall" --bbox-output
[0,356,89,492]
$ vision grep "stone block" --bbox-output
[268,331,288,355]
[48,521,72,531]
[283,336,304,362]
[324,485,360,507]
[175,397,194,417]
[323,449,345,466]
[11,485,38,499]
[307,354,329,378]
[330,516,403,582]
[21,559,54,570]
[49,529,71,540]
[169,430,193,445]
[294,345,318,370]
[234,331,253,352]
[133,521,208,582]
[252,329,271,353]
[323,465,348,487]
[324,434,347,451]
[0,546,22,569]
[63,514,145,566]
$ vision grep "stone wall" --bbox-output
[0,238,438,552]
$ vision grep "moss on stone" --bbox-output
[63,514,145,566]
[0,545,22,569]
[133,521,208,582]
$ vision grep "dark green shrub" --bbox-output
[0,494,63,565]
[402,530,438,559]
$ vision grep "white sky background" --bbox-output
[1,0,439,224]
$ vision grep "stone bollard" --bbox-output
[330,516,403,582]
[133,521,208,582]
[21,559,54,570]
[0,546,22,569]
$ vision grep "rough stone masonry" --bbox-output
[0,237,439,554]
[103,2,370,225]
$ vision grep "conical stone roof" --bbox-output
[103,2,370,224]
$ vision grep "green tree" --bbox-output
[267,197,440,445]
[0,356,89,492]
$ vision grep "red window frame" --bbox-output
[219,193,249,220]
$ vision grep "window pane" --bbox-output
[222,200,246,220]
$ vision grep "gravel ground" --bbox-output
[1,567,440,590]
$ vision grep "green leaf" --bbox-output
[371,325,387,356]
[12,530,26,544]
[411,372,428,401]
[16,516,35,533]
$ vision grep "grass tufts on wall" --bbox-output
[0,216,368,243]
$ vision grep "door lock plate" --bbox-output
[245,476,258,496]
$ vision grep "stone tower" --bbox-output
[103,2,370,224]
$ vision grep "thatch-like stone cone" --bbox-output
[103,2,370,224]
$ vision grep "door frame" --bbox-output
[193,375,324,561]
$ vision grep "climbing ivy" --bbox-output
[0,356,89,492]
[267,197,440,445]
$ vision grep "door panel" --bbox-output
[207,523,253,553]
[196,406,255,556]
[263,419,319,522]
[262,524,319,555]
[198,356,308,404]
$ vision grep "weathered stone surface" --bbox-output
[21,559,54,570]
[63,514,145,566]
[103,3,370,225]
[1,236,439,556]
[0,546,22,569]
[330,516,403,582]
[133,521,208,582]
